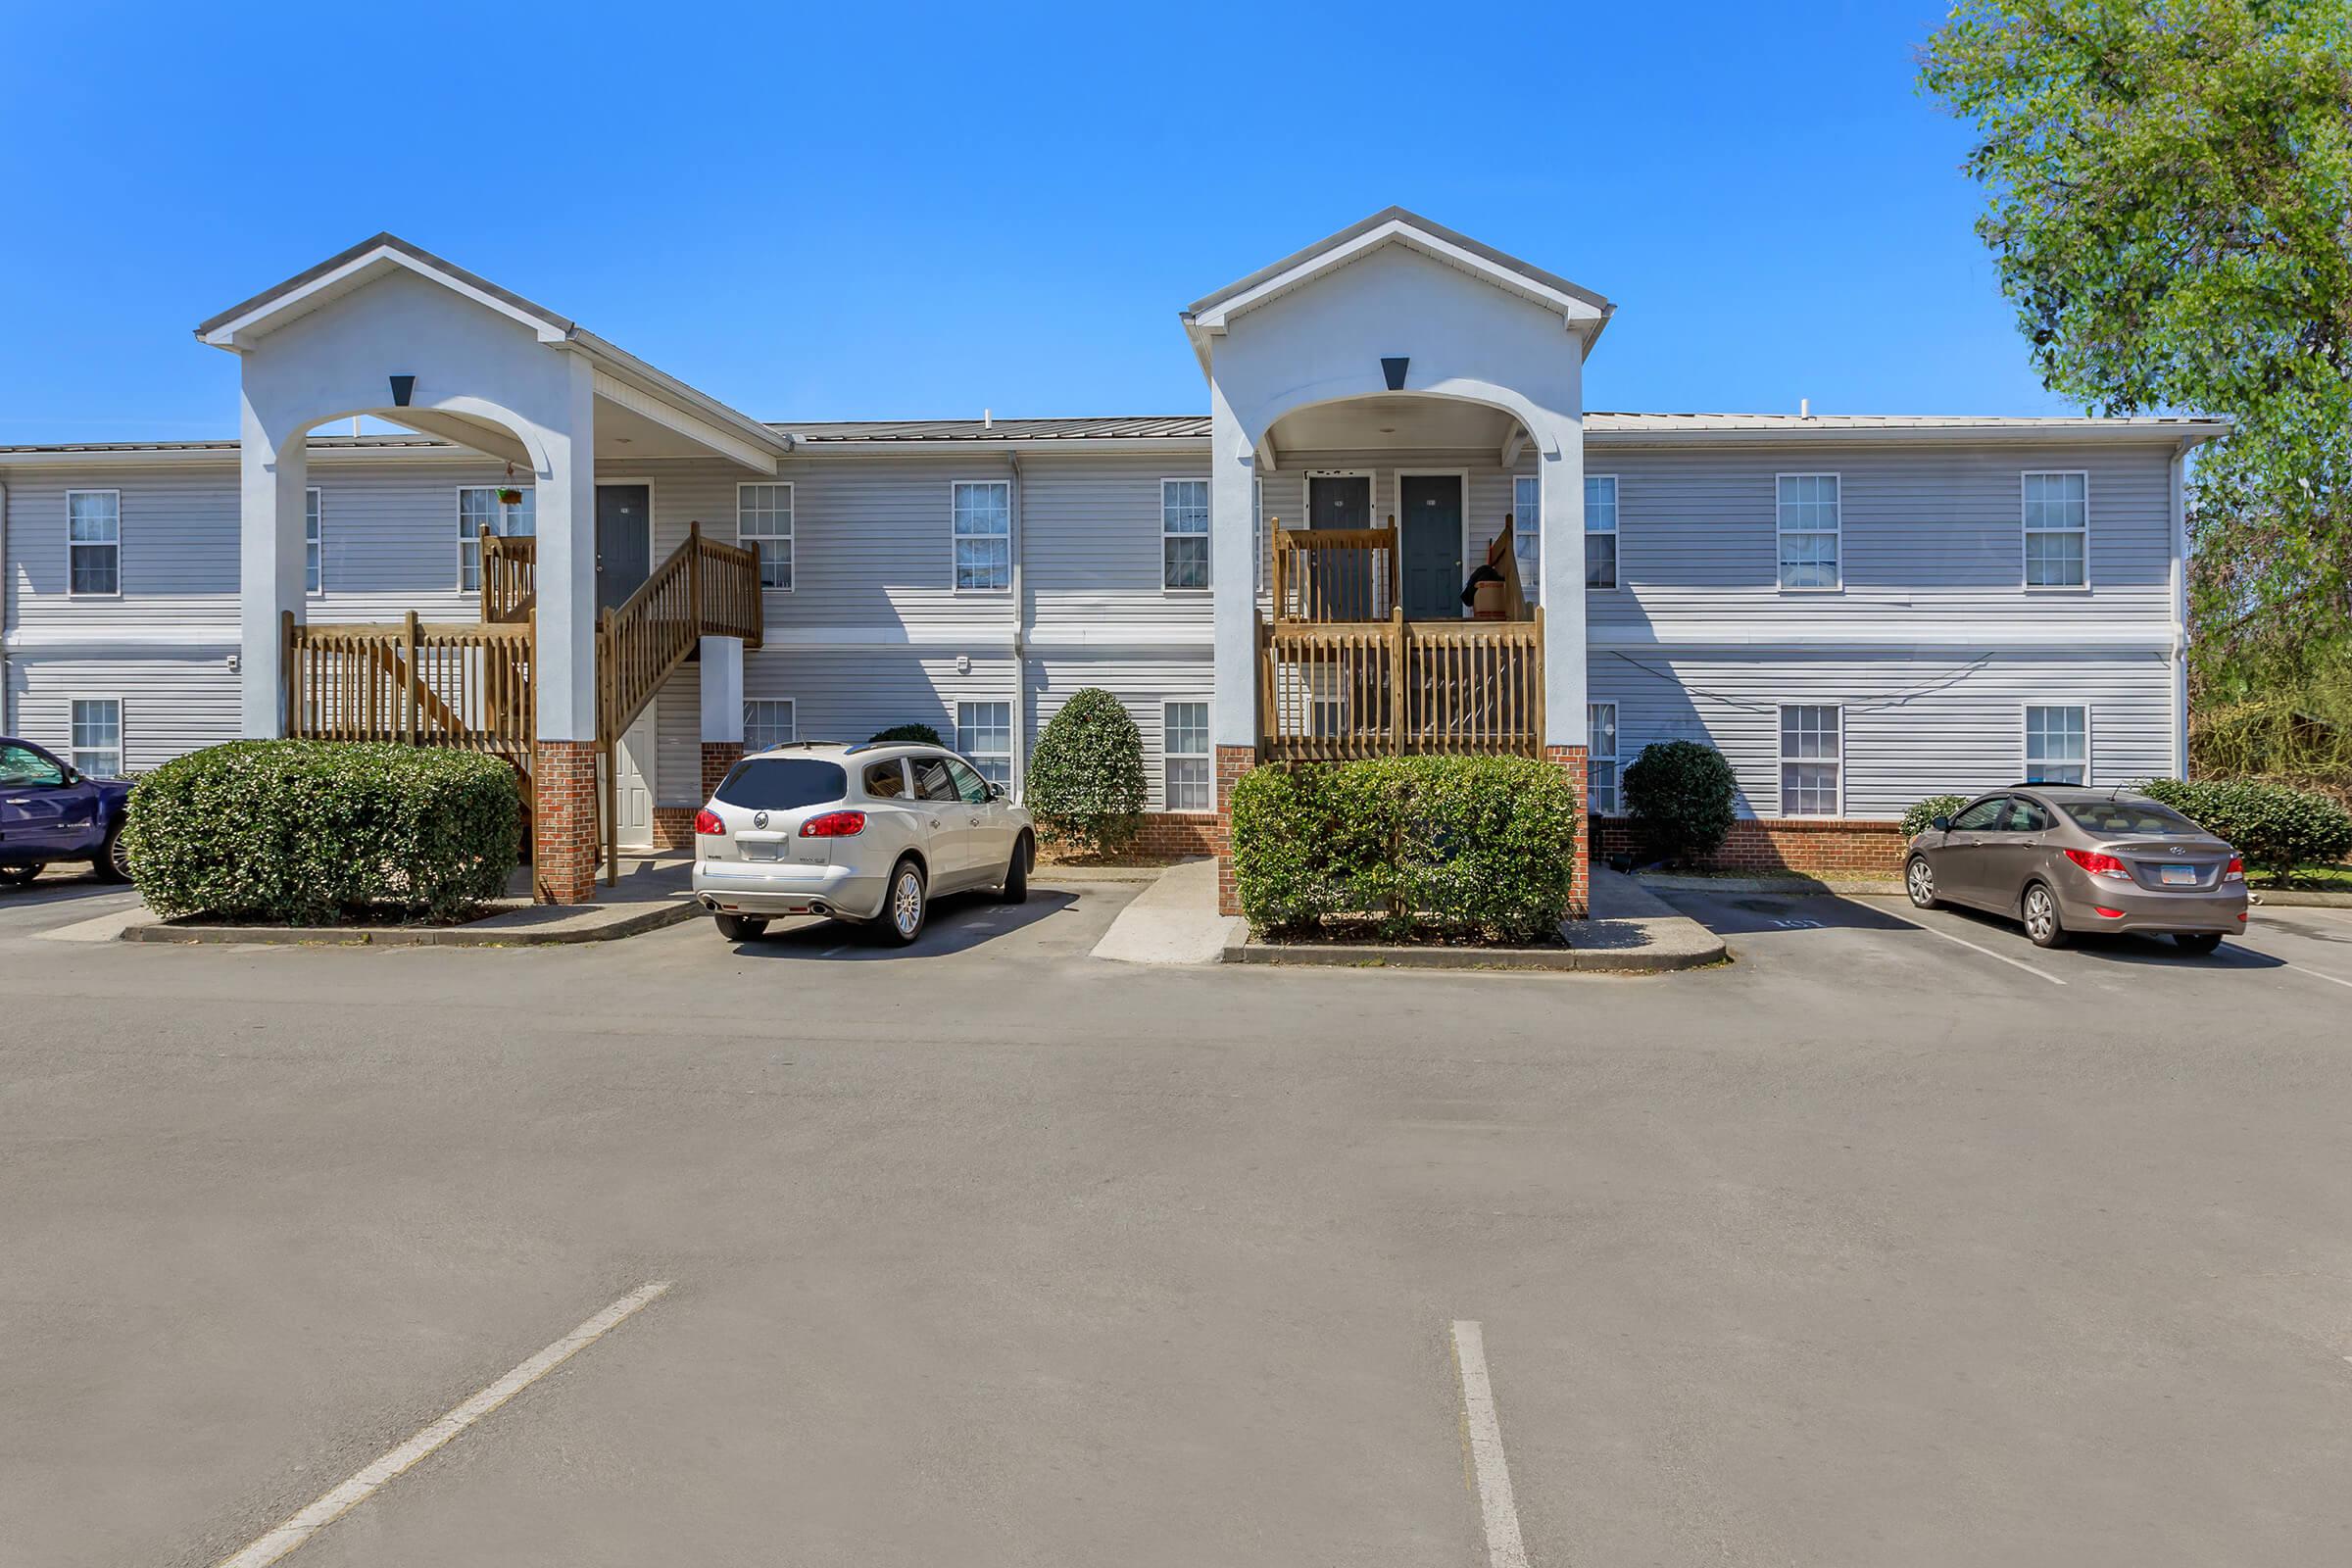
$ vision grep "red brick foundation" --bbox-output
[650,742,748,850]
[532,739,601,905]
[1135,811,1219,858]
[1593,815,1907,878]
[1213,745,1256,916]
[1544,745,1592,920]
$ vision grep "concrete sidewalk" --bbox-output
[1087,858,1242,964]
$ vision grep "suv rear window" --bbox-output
[715,759,848,811]
[2060,798,2201,836]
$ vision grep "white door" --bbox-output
[614,701,657,852]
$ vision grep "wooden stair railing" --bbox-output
[480,531,536,624]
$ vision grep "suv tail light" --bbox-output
[2224,856,2245,882]
[693,808,724,837]
[2063,848,2133,881]
[799,809,867,838]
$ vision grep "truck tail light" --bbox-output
[800,809,867,837]
[2063,848,2132,881]
[694,808,724,837]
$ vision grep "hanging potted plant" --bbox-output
[496,486,523,508]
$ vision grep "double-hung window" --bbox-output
[2023,471,2087,588]
[306,488,323,594]
[953,481,1011,591]
[1512,475,1543,603]
[739,483,794,590]
[1163,701,1210,810]
[71,699,122,778]
[743,699,796,753]
[956,701,1013,789]
[2025,704,2089,785]
[457,486,534,591]
[1162,479,1210,590]
[1588,702,1620,814]
[1776,474,1839,590]
[1585,474,1618,589]
[67,490,120,596]
[1779,705,1842,815]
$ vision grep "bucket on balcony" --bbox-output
[1471,578,1510,619]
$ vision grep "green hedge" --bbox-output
[1229,756,1580,943]
[123,741,520,924]
[1622,740,1738,864]
[1902,794,1972,839]
[2134,777,2352,882]
[867,722,946,747]
[1026,688,1147,856]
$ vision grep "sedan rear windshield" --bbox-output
[2060,798,2202,836]
[715,759,848,811]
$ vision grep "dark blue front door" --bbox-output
[597,484,653,612]
[1400,474,1463,620]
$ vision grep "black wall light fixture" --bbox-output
[1381,357,1409,392]
[388,374,416,408]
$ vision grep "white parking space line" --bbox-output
[215,1279,673,1568]
[1450,1321,1530,1568]
[1838,898,2068,987]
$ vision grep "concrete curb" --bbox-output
[119,900,701,948]
[1638,872,1904,897]
[2252,889,2352,908]
[1218,934,1725,972]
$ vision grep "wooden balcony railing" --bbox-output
[283,612,536,766]
[1260,611,1544,761]
[1271,525,1396,623]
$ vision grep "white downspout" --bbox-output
[2169,438,2191,780]
[1007,451,1027,803]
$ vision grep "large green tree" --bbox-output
[1921,1,2352,694]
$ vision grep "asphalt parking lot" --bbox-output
[3,872,2349,1567]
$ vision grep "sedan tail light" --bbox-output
[2062,848,2133,881]
[799,809,867,838]
[2224,856,2245,882]
[693,808,725,837]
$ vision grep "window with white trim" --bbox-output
[739,483,794,590]
[953,481,1011,591]
[67,490,120,596]
[306,488,322,594]
[1776,474,1839,590]
[2025,704,2089,785]
[1585,474,1618,590]
[1779,704,1841,815]
[1163,701,1210,811]
[743,699,796,752]
[457,486,534,591]
[1513,475,1542,604]
[71,699,122,777]
[1588,703,1620,814]
[1162,478,1210,590]
[956,701,1013,788]
[2023,471,2087,587]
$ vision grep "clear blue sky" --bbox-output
[0,0,2059,445]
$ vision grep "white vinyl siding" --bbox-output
[1585,474,1617,590]
[1588,702,1619,814]
[1513,474,1542,604]
[953,480,1011,591]
[956,700,1012,788]
[1776,474,1839,590]
[1779,704,1842,815]
[1163,700,1210,810]
[2025,704,2089,785]
[71,698,122,777]
[2023,471,2088,588]
[739,482,794,590]
[457,485,533,591]
[1161,478,1209,591]
[743,699,796,752]
[67,490,120,596]
[305,488,322,594]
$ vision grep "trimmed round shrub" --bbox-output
[1902,793,1971,839]
[1026,688,1148,857]
[867,722,946,747]
[1622,740,1738,865]
[2134,776,2352,882]
[1230,756,1581,943]
[123,740,520,924]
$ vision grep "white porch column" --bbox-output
[1536,411,1588,749]
[238,393,309,737]
[699,636,745,743]
[534,353,599,744]
[1209,385,1257,749]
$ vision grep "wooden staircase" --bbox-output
[283,522,763,893]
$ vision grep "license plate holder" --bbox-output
[2159,863,2197,887]
[743,840,786,862]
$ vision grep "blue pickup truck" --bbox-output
[0,737,133,886]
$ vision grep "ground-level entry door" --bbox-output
[596,484,652,612]
[1400,474,1463,620]
[613,700,657,852]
